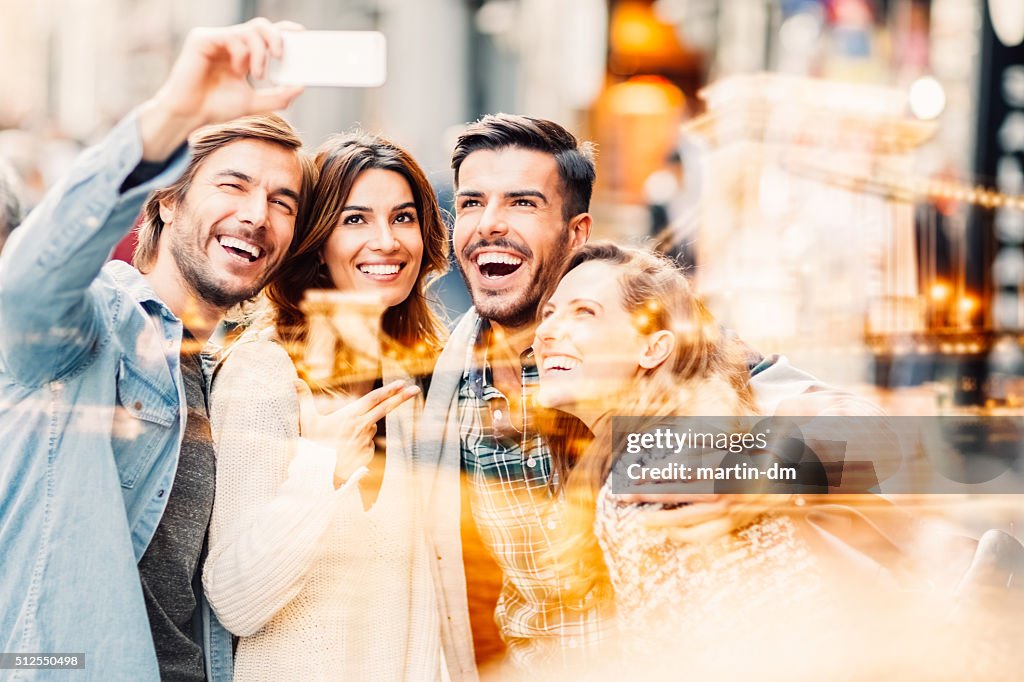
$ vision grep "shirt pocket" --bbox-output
[112,356,178,488]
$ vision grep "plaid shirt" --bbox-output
[458,318,607,668]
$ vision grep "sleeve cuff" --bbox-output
[287,438,337,494]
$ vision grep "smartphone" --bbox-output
[269,31,387,88]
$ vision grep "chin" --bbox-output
[383,285,416,309]
[536,386,579,414]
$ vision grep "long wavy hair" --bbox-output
[541,242,758,601]
[263,131,448,379]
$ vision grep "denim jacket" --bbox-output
[0,113,233,681]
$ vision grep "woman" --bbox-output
[203,132,449,681]
[533,243,817,655]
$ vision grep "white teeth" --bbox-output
[219,236,262,259]
[542,355,580,371]
[359,263,401,275]
[476,252,523,267]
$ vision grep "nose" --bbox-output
[535,311,565,345]
[235,188,269,227]
[477,201,509,239]
[369,219,400,253]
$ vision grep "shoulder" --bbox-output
[215,334,298,392]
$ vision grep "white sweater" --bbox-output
[204,335,442,681]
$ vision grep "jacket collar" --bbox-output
[105,259,178,321]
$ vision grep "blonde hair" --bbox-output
[542,243,758,601]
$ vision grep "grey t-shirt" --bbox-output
[138,337,216,681]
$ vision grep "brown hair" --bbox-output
[541,242,758,600]
[134,113,310,271]
[265,131,448,374]
[451,113,596,220]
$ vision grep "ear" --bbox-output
[158,197,176,226]
[567,213,592,250]
[639,330,675,370]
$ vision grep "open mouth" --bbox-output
[217,236,263,263]
[476,252,524,279]
[541,354,581,373]
[357,262,406,279]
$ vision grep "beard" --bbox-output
[168,214,272,311]
[457,229,572,330]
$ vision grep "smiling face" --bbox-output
[453,147,590,331]
[159,139,302,310]
[534,260,654,422]
[322,168,423,308]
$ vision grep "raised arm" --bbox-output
[0,18,303,386]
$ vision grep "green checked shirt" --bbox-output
[457,318,608,668]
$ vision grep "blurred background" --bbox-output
[2,0,1024,414]
[4,4,1024,666]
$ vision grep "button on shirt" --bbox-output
[0,111,232,682]
[457,318,608,667]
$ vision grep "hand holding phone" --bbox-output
[269,30,387,87]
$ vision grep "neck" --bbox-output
[574,404,608,433]
[143,260,223,345]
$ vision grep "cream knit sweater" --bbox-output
[204,335,442,681]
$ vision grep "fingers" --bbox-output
[192,19,290,79]
[262,19,305,52]
[241,31,269,80]
[250,85,304,112]
[364,384,420,424]
[216,34,251,77]
[353,380,412,414]
[246,17,283,61]
[241,18,305,77]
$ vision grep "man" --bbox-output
[0,156,23,253]
[419,115,595,676]
[0,19,308,681]
[419,114,895,677]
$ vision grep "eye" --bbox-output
[512,198,537,208]
[271,199,296,215]
[458,198,482,209]
[576,305,596,317]
[342,214,366,225]
[540,308,555,320]
[394,211,417,224]
[219,183,243,191]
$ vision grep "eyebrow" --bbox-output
[506,190,548,204]
[216,170,300,205]
[273,187,301,205]
[215,170,254,184]
[547,297,604,310]
[343,202,418,212]
[453,189,549,203]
